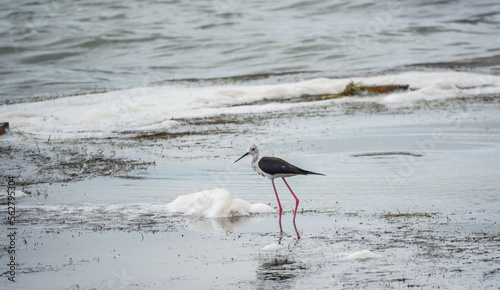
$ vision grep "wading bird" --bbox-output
[234,144,324,230]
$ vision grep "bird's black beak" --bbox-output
[234,152,249,163]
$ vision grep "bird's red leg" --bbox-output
[282,178,299,223]
[272,179,283,232]
[293,221,301,240]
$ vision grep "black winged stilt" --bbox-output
[234,144,324,230]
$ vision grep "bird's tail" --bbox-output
[304,170,325,176]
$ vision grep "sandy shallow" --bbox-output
[1,96,500,289]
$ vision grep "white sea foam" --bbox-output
[341,250,382,260]
[166,188,273,218]
[262,243,284,251]
[12,190,272,229]
[1,72,499,139]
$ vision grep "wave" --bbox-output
[1,71,499,139]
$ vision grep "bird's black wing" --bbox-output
[258,157,324,176]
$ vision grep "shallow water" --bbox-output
[1,94,499,288]
[1,0,500,102]
[4,212,499,289]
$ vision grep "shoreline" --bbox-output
[1,71,500,289]
[3,56,500,106]
[1,88,499,188]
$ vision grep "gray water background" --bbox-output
[1,0,500,103]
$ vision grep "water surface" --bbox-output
[1,0,500,102]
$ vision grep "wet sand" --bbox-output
[1,96,500,289]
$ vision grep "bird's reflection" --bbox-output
[277,221,301,245]
[257,222,304,286]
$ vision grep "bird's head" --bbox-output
[234,143,259,163]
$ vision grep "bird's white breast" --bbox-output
[251,156,269,178]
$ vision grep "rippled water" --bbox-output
[1,0,500,102]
